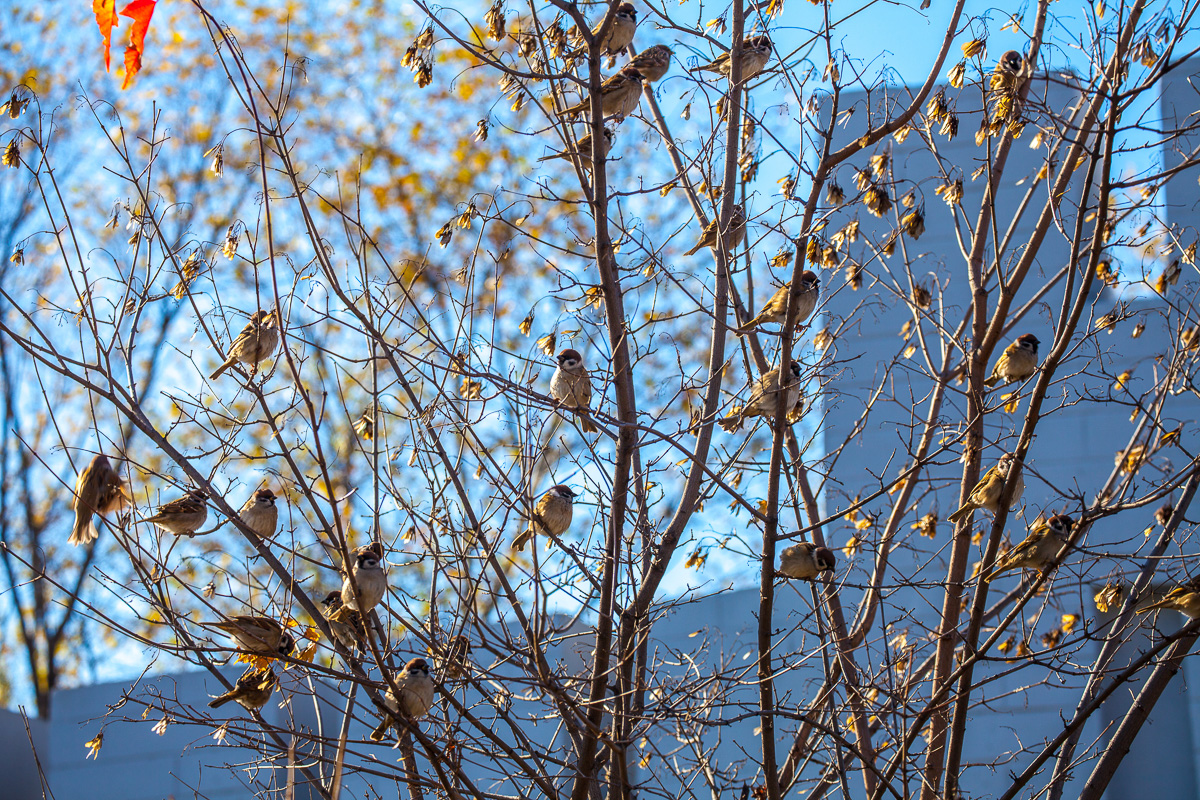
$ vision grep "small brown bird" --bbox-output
[210,310,280,380]
[982,514,1073,582]
[1138,576,1200,619]
[946,453,1024,524]
[561,68,645,121]
[210,615,296,657]
[238,488,278,540]
[442,634,472,680]
[777,542,837,580]
[208,665,278,711]
[142,489,209,536]
[550,349,598,433]
[321,590,366,650]
[684,204,747,256]
[737,270,820,335]
[537,127,614,170]
[626,44,674,82]
[70,454,129,546]
[990,50,1027,95]
[370,658,437,741]
[690,34,773,81]
[513,484,576,551]
[339,542,387,617]
[568,3,638,58]
[718,360,803,432]
[984,333,1040,387]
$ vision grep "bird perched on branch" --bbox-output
[370,658,436,741]
[984,333,1040,387]
[209,615,296,657]
[626,44,674,82]
[567,3,638,59]
[208,665,277,711]
[777,542,836,580]
[560,68,645,122]
[690,34,773,81]
[551,349,598,433]
[142,489,209,536]
[70,453,129,546]
[322,590,366,650]
[684,204,747,256]
[442,635,472,680]
[719,360,803,432]
[537,127,614,171]
[1138,576,1200,619]
[990,50,1027,96]
[337,542,387,617]
[210,310,280,380]
[238,488,278,540]
[946,453,1024,524]
[737,271,820,335]
[513,484,576,552]
[982,513,1073,582]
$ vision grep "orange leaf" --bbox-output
[94,0,118,72]
[118,0,157,90]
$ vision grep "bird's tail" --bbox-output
[512,528,533,552]
[578,412,599,434]
[717,415,741,433]
[736,313,765,336]
[683,242,704,257]
[210,359,235,380]
[370,718,392,742]
[208,693,234,709]
[69,510,97,547]
[1137,595,1175,615]
[946,506,972,525]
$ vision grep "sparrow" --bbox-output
[70,454,129,546]
[777,541,837,580]
[321,590,366,650]
[990,50,1027,95]
[442,634,472,680]
[238,488,278,540]
[684,204,747,256]
[984,333,1040,387]
[208,665,277,711]
[209,615,296,657]
[718,360,802,432]
[370,658,437,741]
[626,44,674,82]
[1138,576,1200,619]
[568,3,638,58]
[339,542,388,616]
[690,34,773,81]
[736,271,820,335]
[561,68,645,122]
[142,489,209,536]
[513,484,576,551]
[550,348,598,433]
[210,310,280,380]
[946,453,1024,524]
[982,513,1073,582]
[537,127,614,171]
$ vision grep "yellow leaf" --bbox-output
[84,731,104,760]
